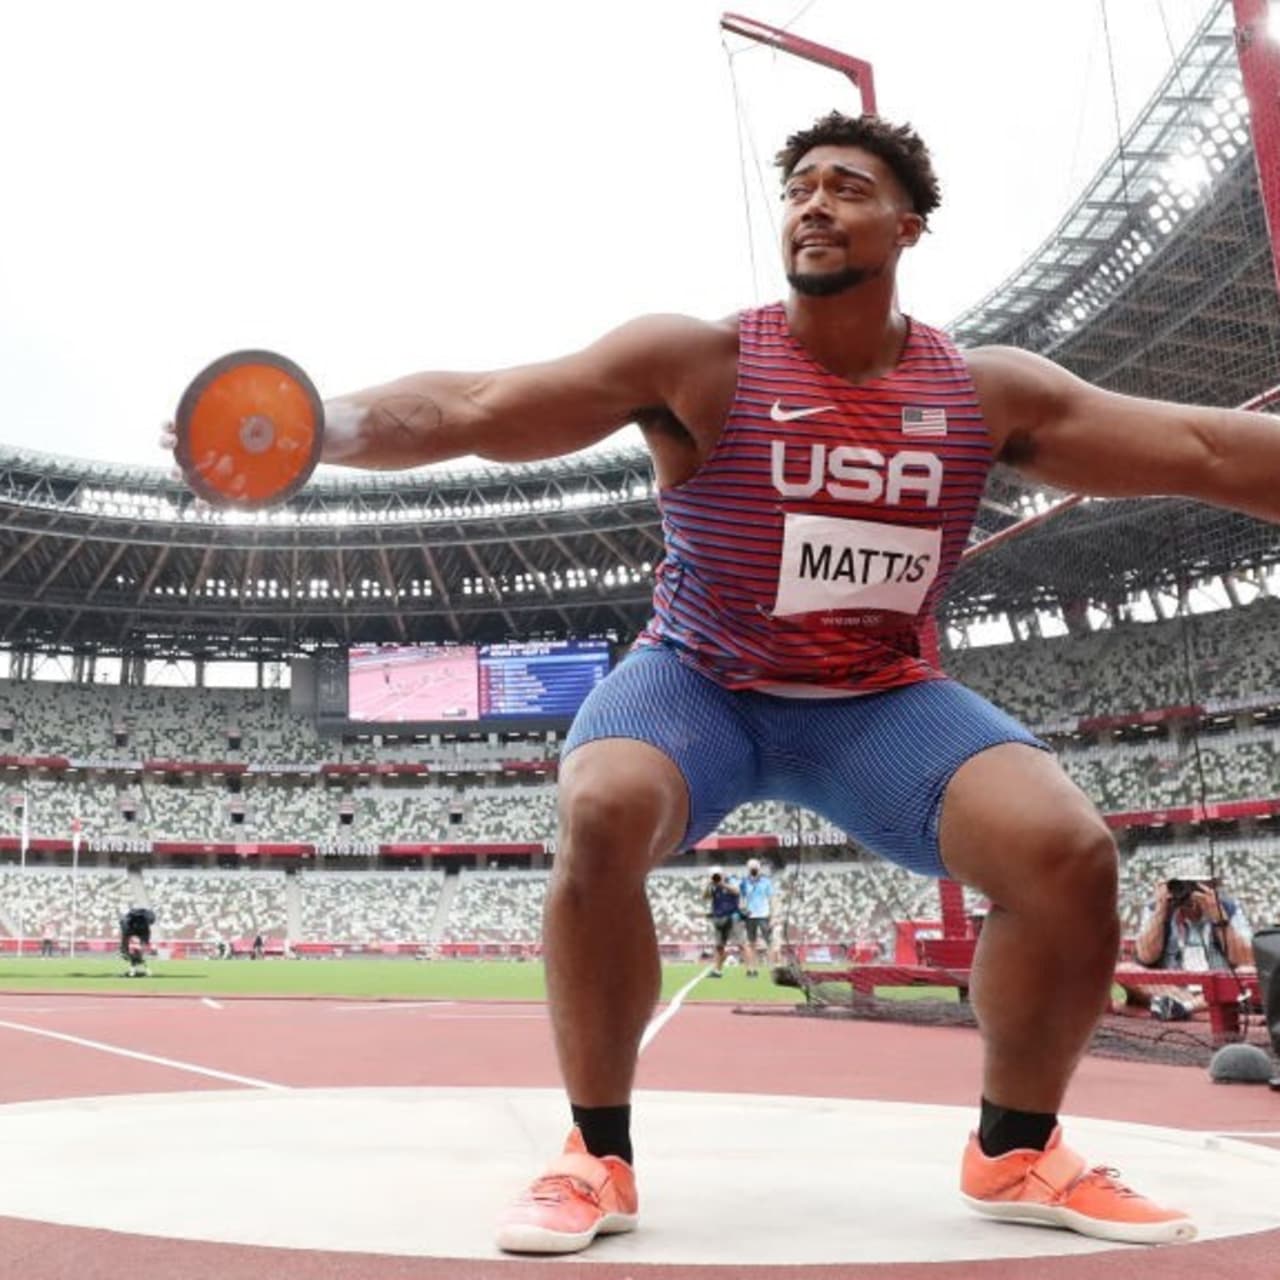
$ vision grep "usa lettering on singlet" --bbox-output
[634,302,995,694]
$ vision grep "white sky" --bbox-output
[0,0,1215,472]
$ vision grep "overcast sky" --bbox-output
[0,0,1214,472]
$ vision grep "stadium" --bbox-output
[1,2,1279,1277]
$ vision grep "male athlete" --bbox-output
[171,111,1280,1251]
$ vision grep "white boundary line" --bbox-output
[334,1001,457,1012]
[0,1018,286,1091]
[639,967,709,1054]
[1211,1130,1280,1139]
[0,1004,108,1015]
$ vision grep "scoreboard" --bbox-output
[346,639,611,726]
[479,640,610,719]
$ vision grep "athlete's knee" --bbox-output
[1028,818,1119,943]
[556,752,686,874]
[558,786,671,868]
[1059,817,1118,900]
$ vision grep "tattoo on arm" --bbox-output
[373,394,443,449]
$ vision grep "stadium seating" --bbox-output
[444,869,549,943]
[0,848,1274,952]
[298,870,444,943]
[946,599,1280,726]
[0,867,129,942]
[2,600,1280,949]
[144,870,288,943]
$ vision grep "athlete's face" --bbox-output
[780,145,923,297]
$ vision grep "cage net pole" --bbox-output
[1233,0,1280,293]
[721,10,979,968]
[718,13,926,984]
[734,13,965,941]
[720,13,877,113]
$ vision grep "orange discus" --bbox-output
[174,350,324,509]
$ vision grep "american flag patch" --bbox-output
[901,406,948,437]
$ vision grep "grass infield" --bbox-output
[0,956,960,1005]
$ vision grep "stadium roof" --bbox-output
[0,0,1276,658]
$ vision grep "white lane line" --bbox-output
[379,1013,546,1021]
[1211,1130,1280,1139]
[0,1005,107,1015]
[0,1018,286,1091]
[334,1001,457,1012]
[201,998,223,1010]
[639,968,709,1055]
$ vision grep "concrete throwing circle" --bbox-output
[0,1087,1275,1264]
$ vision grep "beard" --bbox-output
[786,264,877,297]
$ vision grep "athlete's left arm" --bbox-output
[968,345,1280,522]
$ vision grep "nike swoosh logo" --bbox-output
[769,400,836,423]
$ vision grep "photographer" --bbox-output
[1124,861,1253,1020]
[119,906,156,979]
[703,866,741,979]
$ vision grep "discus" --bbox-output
[174,350,324,509]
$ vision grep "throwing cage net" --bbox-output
[724,1,1280,1070]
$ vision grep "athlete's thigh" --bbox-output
[770,678,1046,878]
[563,644,760,849]
[938,738,1114,910]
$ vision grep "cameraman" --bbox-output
[703,865,741,979]
[119,906,156,978]
[1125,861,1253,1020]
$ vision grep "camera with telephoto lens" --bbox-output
[1167,879,1200,906]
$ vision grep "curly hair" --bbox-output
[775,110,941,222]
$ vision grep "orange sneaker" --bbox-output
[495,1129,639,1254]
[961,1126,1196,1245]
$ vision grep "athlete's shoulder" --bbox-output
[960,344,1085,442]
[962,344,1078,393]
[598,312,737,381]
[613,312,738,349]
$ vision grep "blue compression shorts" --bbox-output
[563,644,1046,878]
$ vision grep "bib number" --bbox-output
[772,514,942,619]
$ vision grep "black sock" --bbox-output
[571,1104,633,1165]
[978,1097,1057,1157]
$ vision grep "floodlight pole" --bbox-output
[18,782,28,957]
[69,817,81,959]
[720,12,877,114]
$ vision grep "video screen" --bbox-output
[348,644,480,722]
[479,640,611,719]
[346,640,611,725]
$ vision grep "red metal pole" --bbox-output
[720,12,877,114]
[937,878,968,940]
[1232,0,1280,296]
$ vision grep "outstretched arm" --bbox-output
[320,313,715,470]
[969,345,1280,522]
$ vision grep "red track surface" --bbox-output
[0,993,1275,1278]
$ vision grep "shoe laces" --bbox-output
[525,1173,600,1208]
[1079,1165,1140,1198]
